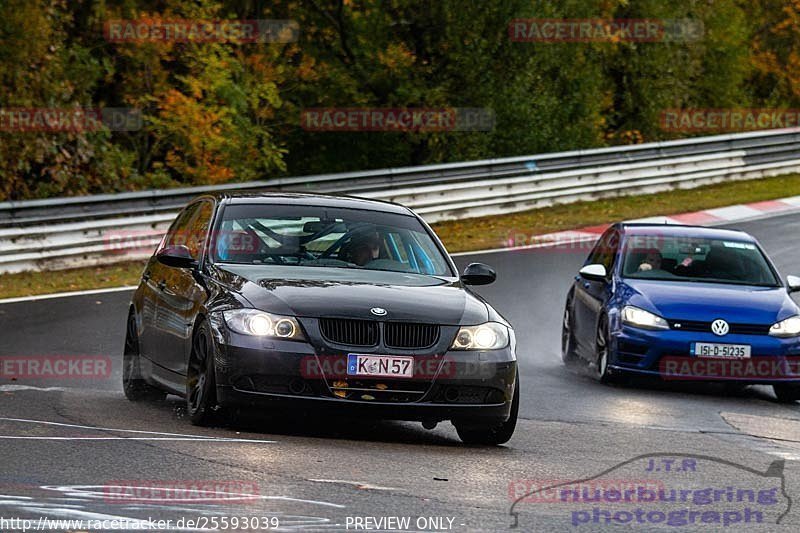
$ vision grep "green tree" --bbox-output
[600,0,751,142]
[0,0,127,200]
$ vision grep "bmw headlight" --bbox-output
[450,322,509,350]
[770,316,800,338]
[622,306,669,330]
[222,309,305,340]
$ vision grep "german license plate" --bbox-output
[692,343,751,359]
[347,354,414,378]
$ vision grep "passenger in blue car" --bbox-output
[637,249,662,272]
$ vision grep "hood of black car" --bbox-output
[215,264,489,325]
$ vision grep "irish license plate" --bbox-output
[347,354,414,378]
[692,343,751,359]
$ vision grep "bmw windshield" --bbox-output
[621,235,781,287]
[212,203,453,276]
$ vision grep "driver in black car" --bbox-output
[342,231,382,266]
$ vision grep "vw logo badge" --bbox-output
[370,307,387,316]
[711,319,730,336]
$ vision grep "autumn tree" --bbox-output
[0,0,796,200]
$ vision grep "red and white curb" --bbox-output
[455,194,800,256]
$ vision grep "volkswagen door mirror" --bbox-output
[579,264,607,282]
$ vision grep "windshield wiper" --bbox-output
[682,278,780,288]
[626,276,779,288]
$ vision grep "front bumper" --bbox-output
[609,324,800,383]
[216,388,514,424]
[208,316,517,424]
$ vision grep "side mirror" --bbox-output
[461,263,497,286]
[579,264,607,282]
[788,275,800,293]
[157,245,197,269]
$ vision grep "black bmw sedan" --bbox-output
[123,192,518,445]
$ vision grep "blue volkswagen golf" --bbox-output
[562,223,800,401]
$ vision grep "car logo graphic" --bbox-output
[711,319,730,336]
[370,307,387,316]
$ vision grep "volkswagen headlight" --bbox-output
[770,316,800,338]
[622,306,669,330]
[451,322,509,350]
[222,309,305,340]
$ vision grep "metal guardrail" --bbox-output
[2,128,800,273]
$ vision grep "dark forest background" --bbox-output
[1,0,798,200]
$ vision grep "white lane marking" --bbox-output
[44,485,347,508]
[0,385,65,392]
[0,285,137,305]
[0,488,343,532]
[0,502,214,532]
[705,204,764,221]
[81,484,263,503]
[781,196,800,207]
[625,216,677,224]
[309,479,402,491]
[0,417,275,443]
[0,436,272,441]
[451,234,598,256]
[0,416,220,438]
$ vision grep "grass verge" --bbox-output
[1,174,799,300]
[0,261,145,300]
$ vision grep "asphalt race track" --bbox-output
[4,212,800,531]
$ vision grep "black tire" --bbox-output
[773,383,800,403]
[561,299,579,365]
[454,371,519,446]
[186,319,220,425]
[594,315,615,384]
[123,311,166,402]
